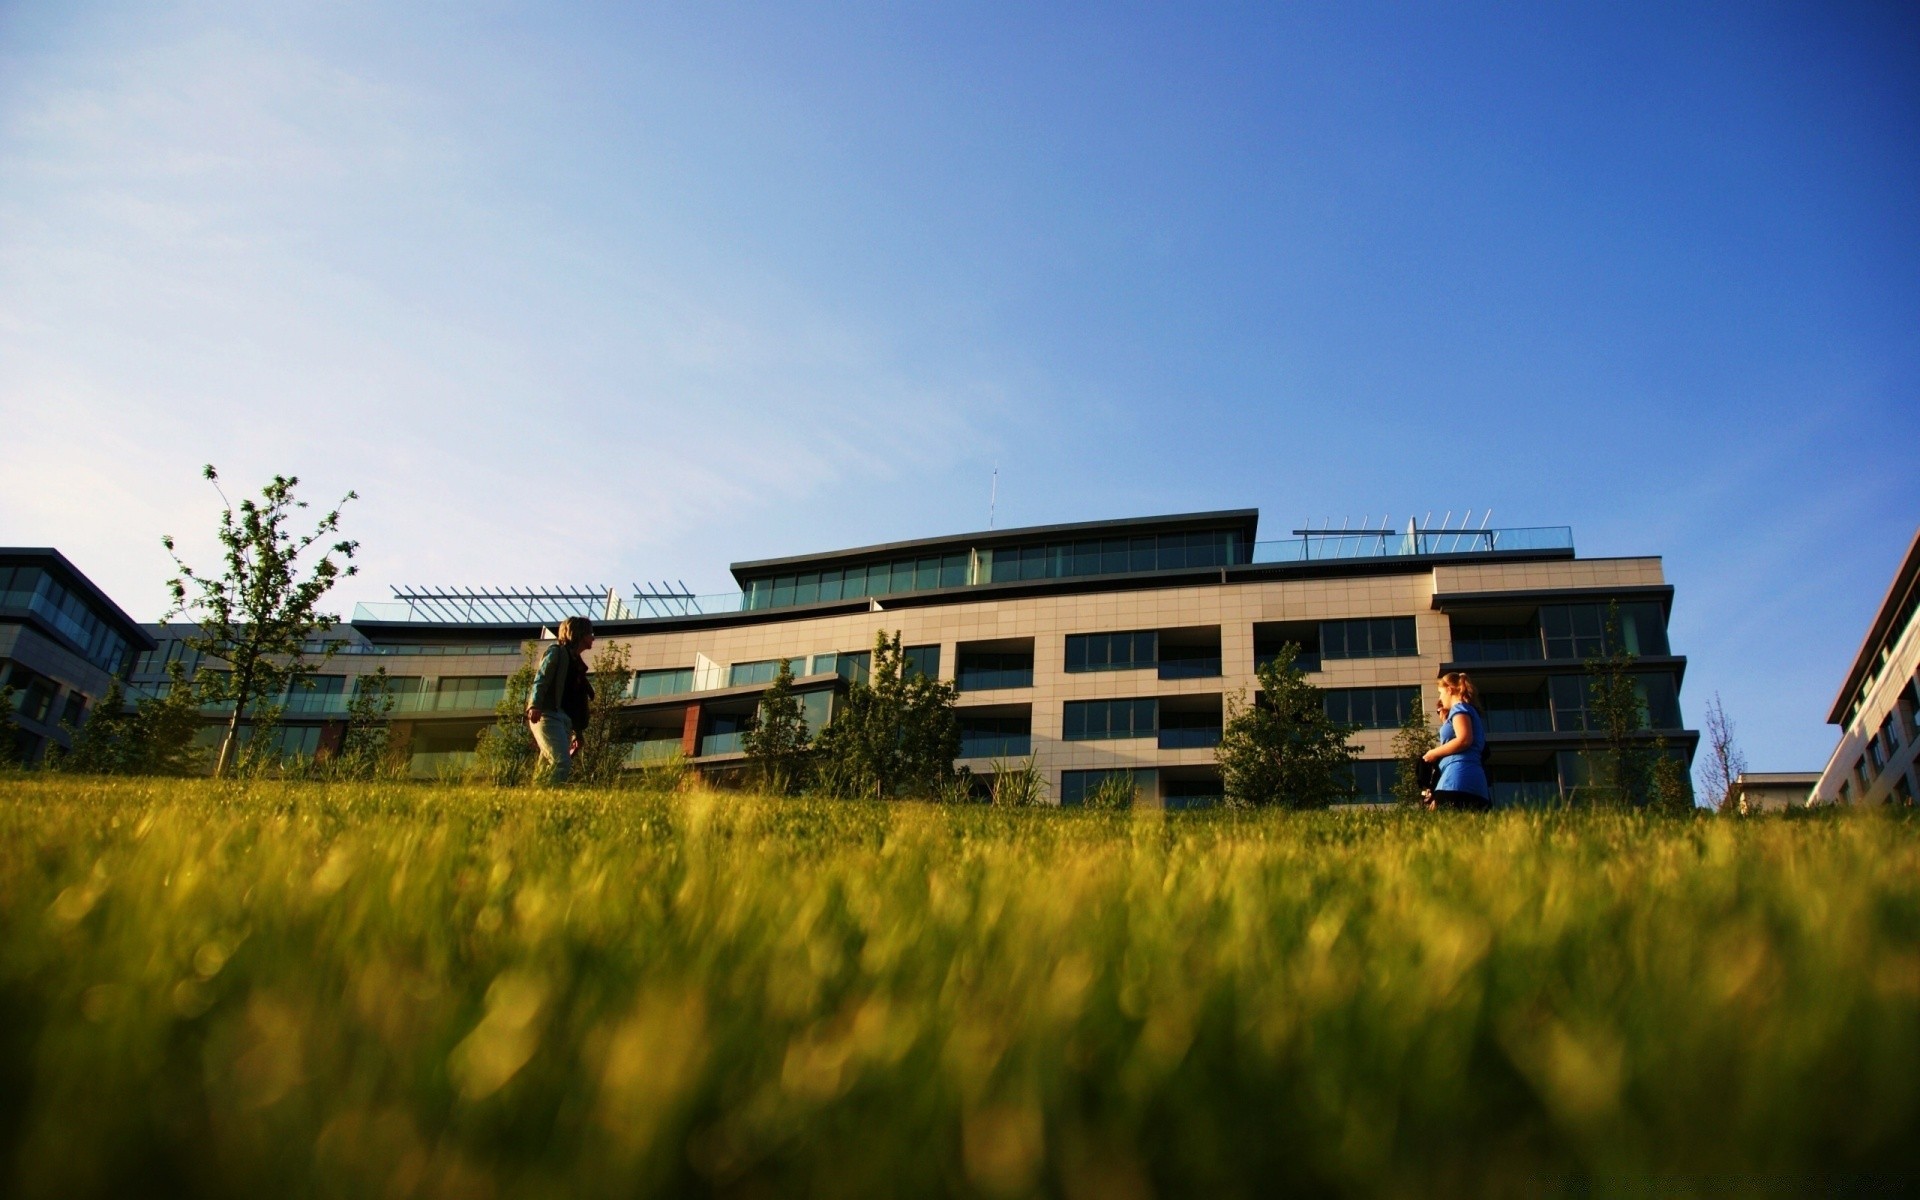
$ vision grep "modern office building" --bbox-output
[1814,527,1920,807]
[124,509,1698,804]
[1,548,156,765]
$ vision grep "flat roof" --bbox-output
[1827,526,1920,726]
[0,547,158,651]
[728,509,1262,583]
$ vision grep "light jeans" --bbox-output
[530,712,574,783]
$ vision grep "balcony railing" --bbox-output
[955,667,1034,691]
[1252,526,1572,564]
[699,731,746,756]
[1452,638,1546,663]
[1158,658,1222,680]
[1158,727,1223,750]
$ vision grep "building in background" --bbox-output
[1731,771,1820,813]
[1815,528,1920,807]
[123,509,1697,805]
[1,548,155,765]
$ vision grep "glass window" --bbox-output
[1063,698,1157,741]
[1066,631,1158,673]
[285,674,347,714]
[915,558,939,590]
[795,574,819,605]
[728,659,799,688]
[1323,686,1420,729]
[1319,617,1417,660]
[632,667,695,698]
[904,645,941,679]
[842,565,867,599]
[772,577,795,607]
[959,713,1032,758]
[834,651,871,685]
[956,651,1033,691]
[1061,768,1157,807]
[1345,760,1396,804]
[941,554,969,588]
[1618,602,1670,656]
[437,676,509,711]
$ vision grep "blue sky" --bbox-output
[1,2,1914,772]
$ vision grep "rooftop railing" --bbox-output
[348,525,1575,625]
[1251,526,1572,563]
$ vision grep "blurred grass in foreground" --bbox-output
[0,777,1916,1198]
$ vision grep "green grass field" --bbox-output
[1,777,1917,1198]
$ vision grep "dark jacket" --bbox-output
[528,643,594,731]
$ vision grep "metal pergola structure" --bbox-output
[386,582,706,625]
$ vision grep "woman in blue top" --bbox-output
[1421,671,1491,811]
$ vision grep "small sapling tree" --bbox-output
[1699,693,1748,814]
[574,640,640,786]
[1583,603,1654,807]
[1217,643,1358,809]
[0,685,19,767]
[1391,689,1438,808]
[743,657,811,795]
[163,465,358,778]
[330,669,398,781]
[475,643,541,785]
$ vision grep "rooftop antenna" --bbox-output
[989,466,997,529]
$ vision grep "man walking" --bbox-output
[526,616,595,783]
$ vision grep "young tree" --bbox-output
[742,657,811,795]
[1390,690,1438,808]
[474,643,541,785]
[1651,736,1695,813]
[812,631,960,799]
[1583,604,1654,807]
[329,669,398,781]
[573,640,640,786]
[0,685,20,767]
[1698,693,1748,814]
[54,665,205,776]
[163,465,358,777]
[1217,644,1359,809]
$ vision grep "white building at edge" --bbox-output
[1815,527,1920,807]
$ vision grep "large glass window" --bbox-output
[1483,687,1553,733]
[632,667,696,697]
[904,645,941,679]
[959,713,1031,758]
[1065,631,1157,673]
[1061,768,1157,807]
[0,565,132,674]
[1063,698,1157,741]
[1320,617,1417,660]
[1322,686,1421,729]
[1344,760,1397,804]
[956,649,1033,691]
[1157,707,1223,750]
[284,675,347,715]
[436,676,508,711]
[1450,620,1544,663]
[1542,602,1669,659]
[729,658,802,687]
[1548,673,1682,732]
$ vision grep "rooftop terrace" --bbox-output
[348,513,1574,627]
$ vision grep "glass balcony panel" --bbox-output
[1158,657,1221,680]
[1158,727,1222,750]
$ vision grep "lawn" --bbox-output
[0,777,1916,1198]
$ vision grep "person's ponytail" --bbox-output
[1438,670,1482,712]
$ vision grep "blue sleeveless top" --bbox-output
[1435,703,1489,797]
